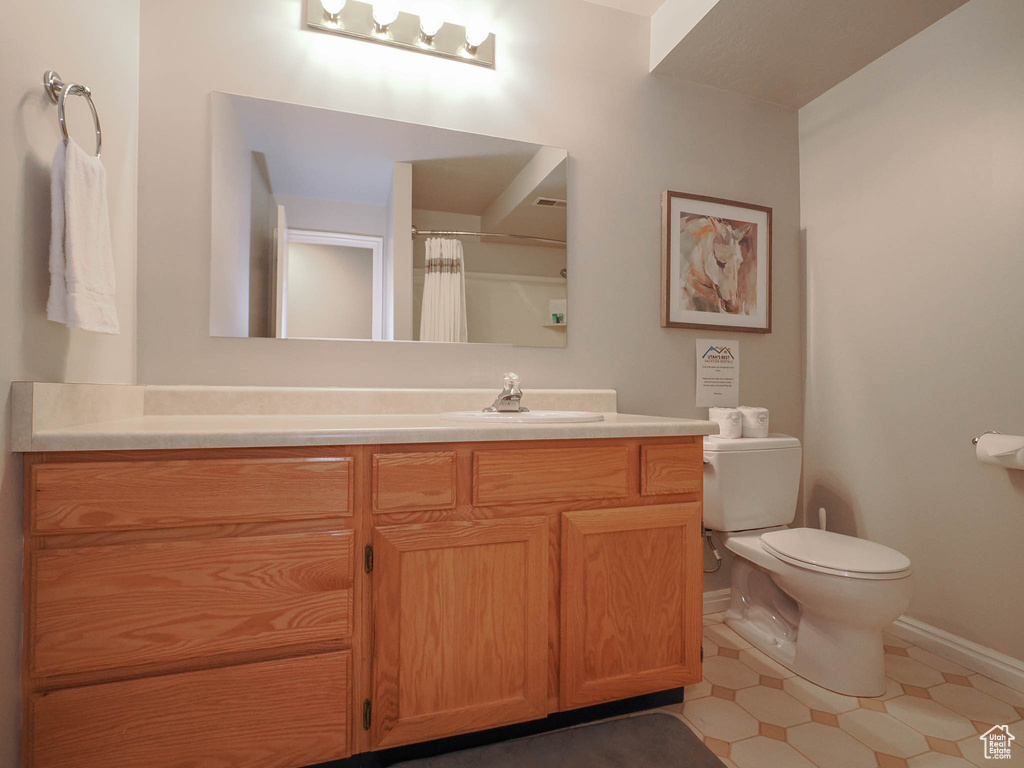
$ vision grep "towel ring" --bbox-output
[43,70,102,158]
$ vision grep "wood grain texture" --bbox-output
[31,457,353,533]
[28,651,351,768]
[31,531,353,678]
[372,452,456,514]
[640,442,702,496]
[371,517,548,749]
[560,504,703,709]
[472,446,630,506]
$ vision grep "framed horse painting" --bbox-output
[661,191,772,333]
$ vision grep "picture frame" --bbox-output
[661,190,772,333]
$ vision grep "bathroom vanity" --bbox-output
[14,384,714,768]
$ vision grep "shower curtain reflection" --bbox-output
[418,238,468,343]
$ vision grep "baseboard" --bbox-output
[703,588,731,615]
[889,616,1024,693]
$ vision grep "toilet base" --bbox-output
[724,558,906,697]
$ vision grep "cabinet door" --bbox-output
[371,517,548,749]
[560,504,702,709]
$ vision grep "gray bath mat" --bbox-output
[395,713,725,768]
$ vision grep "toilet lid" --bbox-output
[760,529,911,574]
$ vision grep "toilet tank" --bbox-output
[703,434,802,532]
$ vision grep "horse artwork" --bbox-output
[662,192,772,333]
[678,215,755,315]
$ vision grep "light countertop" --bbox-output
[12,383,717,452]
[23,412,715,452]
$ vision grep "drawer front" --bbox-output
[372,452,457,513]
[473,446,630,506]
[31,457,353,533]
[640,443,702,496]
[29,651,351,768]
[31,531,353,678]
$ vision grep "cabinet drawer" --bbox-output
[640,442,702,496]
[30,531,353,678]
[372,452,457,513]
[29,651,351,768]
[31,457,353,533]
[473,446,630,506]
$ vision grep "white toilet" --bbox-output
[703,434,913,697]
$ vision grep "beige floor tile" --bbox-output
[886,695,976,740]
[929,682,1021,726]
[879,677,907,701]
[702,655,760,690]
[784,675,861,714]
[884,632,913,648]
[681,696,760,743]
[729,735,816,768]
[956,732,1003,768]
[788,721,879,768]
[683,678,713,700]
[876,753,911,768]
[906,647,974,677]
[703,637,720,658]
[967,675,1024,708]
[838,708,931,757]
[885,655,946,688]
[734,685,811,727]
[905,753,974,767]
[704,622,753,651]
[737,647,796,678]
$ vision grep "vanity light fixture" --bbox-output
[464,25,490,56]
[418,13,444,46]
[320,0,346,21]
[371,1,399,33]
[305,0,495,69]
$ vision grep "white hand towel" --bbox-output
[708,407,743,439]
[47,139,120,334]
[739,406,770,438]
[46,142,67,323]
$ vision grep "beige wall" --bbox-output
[135,0,802,435]
[209,92,252,337]
[799,0,1024,659]
[0,1,140,763]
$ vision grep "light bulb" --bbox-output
[372,2,400,31]
[419,13,444,39]
[464,24,490,52]
[320,0,346,19]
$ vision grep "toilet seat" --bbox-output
[760,528,912,581]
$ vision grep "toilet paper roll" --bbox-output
[708,407,743,439]
[739,406,770,438]
[975,433,1024,470]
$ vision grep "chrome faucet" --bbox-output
[484,372,529,413]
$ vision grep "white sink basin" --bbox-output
[439,410,606,424]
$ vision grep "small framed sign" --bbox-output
[662,191,772,333]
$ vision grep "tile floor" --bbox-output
[652,613,1024,768]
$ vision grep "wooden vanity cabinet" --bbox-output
[370,517,549,748]
[21,447,359,768]
[560,503,703,709]
[22,435,704,768]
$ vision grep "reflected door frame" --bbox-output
[278,228,388,340]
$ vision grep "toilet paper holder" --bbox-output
[972,430,1001,445]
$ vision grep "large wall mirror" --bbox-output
[210,93,568,348]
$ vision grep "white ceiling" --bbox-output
[223,94,566,239]
[645,0,971,108]
[581,0,665,16]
